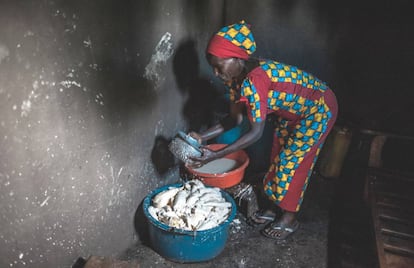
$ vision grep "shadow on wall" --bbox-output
[142,41,238,243]
[148,40,223,179]
[173,39,221,132]
[150,135,176,176]
[133,201,151,247]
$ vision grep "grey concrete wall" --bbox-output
[1,0,412,267]
[0,1,225,267]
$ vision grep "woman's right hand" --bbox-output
[188,131,203,145]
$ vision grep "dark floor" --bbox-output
[110,132,381,268]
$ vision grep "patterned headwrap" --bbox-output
[207,20,256,60]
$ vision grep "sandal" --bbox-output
[261,220,300,240]
[247,209,276,226]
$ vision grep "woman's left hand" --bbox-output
[188,146,219,168]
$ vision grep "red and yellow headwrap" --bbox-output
[207,20,256,60]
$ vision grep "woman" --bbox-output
[189,20,338,240]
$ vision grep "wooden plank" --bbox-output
[384,252,414,268]
[384,242,414,257]
[359,129,414,141]
[364,131,414,267]
[376,200,414,215]
[382,228,414,241]
[374,189,414,202]
[367,168,414,181]
[368,168,414,268]
[377,206,414,227]
[369,179,388,268]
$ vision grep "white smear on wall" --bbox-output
[21,100,32,117]
[40,196,51,207]
[23,30,34,37]
[94,93,104,106]
[59,80,81,89]
[154,119,164,136]
[83,38,91,48]
[144,32,174,89]
[0,43,10,64]
[20,90,39,117]
[32,80,39,90]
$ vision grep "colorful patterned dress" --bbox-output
[229,60,338,212]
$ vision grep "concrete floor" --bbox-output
[118,173,334,268]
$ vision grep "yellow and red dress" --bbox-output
[232,60,338,212]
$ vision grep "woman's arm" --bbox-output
[190,119,266,167]
[189,101,244,143]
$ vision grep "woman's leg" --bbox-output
[247,122,284,225]
[262,98,338,239]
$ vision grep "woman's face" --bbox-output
[207,54,244,82]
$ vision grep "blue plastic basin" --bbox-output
[142,183,237,263]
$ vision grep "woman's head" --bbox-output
[206,20,256,82]
[207,54,245,82]
[206,20,256,60]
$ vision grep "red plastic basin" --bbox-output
[184,144,249,189]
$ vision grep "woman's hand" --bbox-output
[188,146,219,168]
[187,131,203,145]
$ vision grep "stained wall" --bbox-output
[0,1,225,266]
[0,0,412,267]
